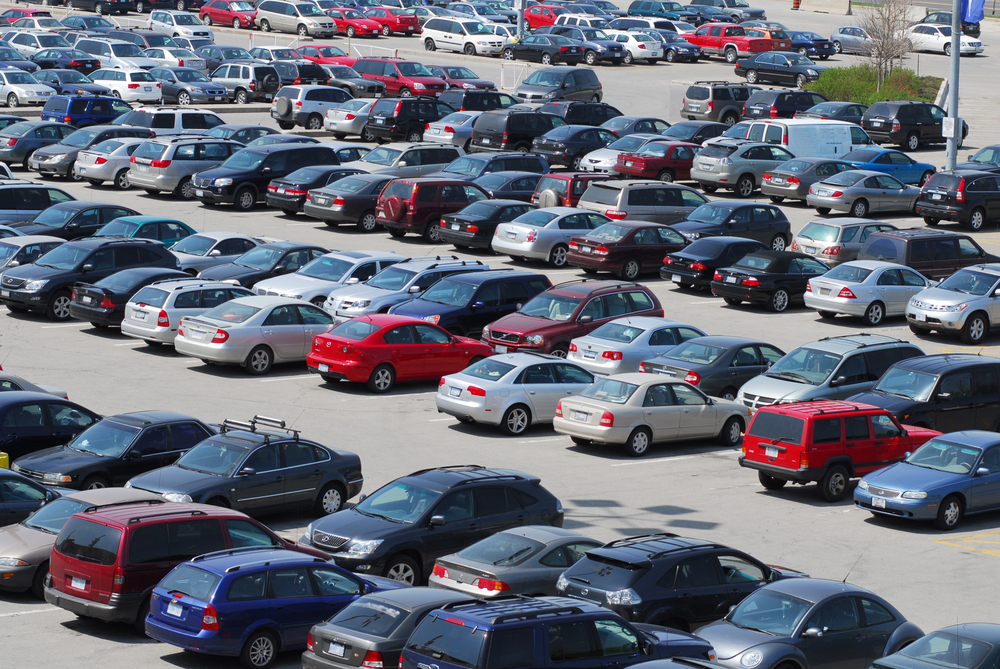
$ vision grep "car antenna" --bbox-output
[842,551,864,584]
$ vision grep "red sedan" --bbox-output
[200,0,256,29]
[295,45,356,66]
[524,4,568,30]
[613,141,700,182]
[307,315,493,393]
[325,7,381,37]
[362,7,418,35]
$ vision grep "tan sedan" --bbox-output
[553,373,751,456]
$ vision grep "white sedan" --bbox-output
[0,69,54,108]
[605,29,662,63]
[907,23,983,55]
[88,68,163,103]
[143,48,207,72]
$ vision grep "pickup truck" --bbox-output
[687,24,771,62]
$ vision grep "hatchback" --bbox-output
[75,136,146,189]
[577,179,709,225]
[210,62,281,105]
[377,177,489,242]
[743,88,828,120]
[366,96,455,143]
[344,142,463,179]
[916,169,1000,230]
[857,228,997,281]
[691,140,795,197]
[791,218,896,266]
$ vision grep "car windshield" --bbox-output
[231,1,254,8]
[299,256,353,281]
[0,49,21,61]
[158,564,221,600]
[28,206,77,228]
[174,13,200,24]
[519,293,581,321]
[443,156,488,176]
[873,367,938,402]
[342,9,365,18]
[220,47,251,58]
[463,21,492,34]
[661,124,699,140]
[221,150,265,170]
[969,148,1000,165]
[582,28,610,39]
[397,62,433,76]
[364,266,414,291]
[687,204,734,225]
[664,341,724,364]
[580,378,638,404]
[513,210,559,227]
[60,129,99,149]
[330,319,380,340]
[110,43,143,57]
[176,437,251,476]
[457,533,545,566]
[97,219,140,237]
[298,3,326,15]
[608,135,649,151]
[766,346,841,385]
[440,112,475,126]
[724,122,751,139]
[797,221,840,242]
[734,254,775,271]
[906,438,982,474]
[726,589,811,636]
[22,497,91,535]
[176,69,210,82]
[172,234,218,256]
[523,70,565,87]
[638,143,670,157]
[89,139,122,154]
[823,263,873,284]
[420,278,477,307]
[67,420,141,457]
[201,301,261,323]
[34,244,88,270]
[938,269,999,296]
[464,357,516,381]
[270,48,298,59]
[329,599,408,637]
[327,176,371,194]
[406,615,487,668]
[899,631,994,669]
[361,146,401,166]
[587,224,630,242]
[235,246,282,270]
[354,480,440,523]
[590,322,646,344]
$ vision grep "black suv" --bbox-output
[437,88,519,112]
[197,241,329,287]
[366,96,455,143]
[858,228,998,280]
[538,100,623,127]
[681,80,760,125]
[916,169,1000,231]
[742,89,828,119]
[270,59,328,87]
[301,464,564,585]
[0,238,179,321]
[7,201,138,240]
[920,10,980,38]
[862,100,968,151]
[555,533,805,630]
[471,109,565,153]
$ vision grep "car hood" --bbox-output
[327,283,395,301]
[255,272,340,293]
[13,444,106,473]
[845,391,915,414]
[197,262,264,281]
[391,297,458,320]
[8,223,65,236]
[2,262,71,281]
[10,84,52,94]
[312,507,415,543]
[515,83,558,95]
[740,374,825,401]
[187,81,226,91]
[449,78,494,89]
[632,623,713,652]
[197,165,256,180]
[955,161,1000,172]
[35,143,81,157]
[61,83,108,94]
[584,147,618,161]
[862,460,962,491]
[117,57,158,68]
[128,464,222,495]
[0,522,54,563]
[697,619,778,659]
[909,287,972,307]
[670,220,724,236]
[489,311,568,336]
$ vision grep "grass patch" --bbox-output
[805,65,942,106]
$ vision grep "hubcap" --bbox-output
[87,480,105,490]
[729,421,741,442]
[740,179,752,196]
[943,501,960,526]
[238,192,254,209]
[972,212,984,229]
[507,408,528,433]
[7,95,15,107]
[375,369,392,390]
[53,296,70,319]
[117,172,129,189]
[387,563,414,583]
[249,637,274,667]
[362,214,377,231]
[971,318,985,340]
[178,93,189,105]
[309,118,322,129]
[772,236,785,250]
[868,304,883,324]
[181,180,193,199]
[322,488,342,513]
[747,71,756,83]
[551,348,567,358]
[428,227,440,242]
[552,246,567,266]
[773,290,788,311]
[829,473,846,496]
[854,202,866,216]
[723,392,736,401]
[625,261,639,278]
[251,350,269,371]
[909,135,919,150]
[631,432,649,454]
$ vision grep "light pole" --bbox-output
[945,0,961,170]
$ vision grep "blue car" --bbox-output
[145,547,405,667]
[854,430,1000,531]
[788,31,837,59]
[534,25,626,64]
[842,147,936,185]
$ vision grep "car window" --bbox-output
[244,443,280,472]
[262,305,299,326]
[227,518,279,548]
[643,384,675,407]
[674,555,721,587]
[836,354,868,385]
[48,402,94,427]
[548,621,599,662]
[298,305,333,325]
[434,490,474,522]
[595,619,640,657]
[807,597,860,633]
[731,346,760,367]
[269,567,316,598]
[672,383,707,405]
[132,427,169,455]
[310,566,361,596]
[718,554,766,583]
[860,598,895,626]
[871,414,902,439]
[844,415,870,441]
[0,478,45,503]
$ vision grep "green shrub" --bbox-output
[805,65,942,106]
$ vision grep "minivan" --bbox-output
[470,109,565,153]
[512,65,602,102]
[254,0,337,36]
[745,118,873,157]
[857,228,998,280]
[40,94,133,127]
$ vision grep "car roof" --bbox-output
[834,259,904,271]
[74,501,247,527]
[758,399,883,418]
[0,234,63,246]
[498,525,594,542]
[545,279,645,297]
[400,465,537,492]
[681,335,768,347]
[803,217,883,228]
[363,586,474,610]
[104,410,201,427]
[229,295,310,308]
[586,532,721,564]
[766,578,875,601]
[870,227,970,240]
[439,596,609,626]
[62,487,166,505]
[324,250,401,262]
[891,353,1000,374]
[803,333,913,354]
[186,547,324,575]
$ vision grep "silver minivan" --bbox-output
[576,180,709,224]
[121,277,254,346]
[76,38,159,70]
[254,0,336,37]
[129,136,242,199]
[340,142,463,178]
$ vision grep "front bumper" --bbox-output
[0,288,52,312]
[803,292,869,317]
[45,586,143,623]
[552,415,629,444]
[0,564,36,592]
[854,487,939,519]
[145,614,237,656]
[915,201,968,223]
[193,184,237,205]
[905,306,966,331]
[29,154,73,175]
[175,336,250,364]
[738,455,824,483]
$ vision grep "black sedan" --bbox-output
[534,25,625,65]
[30,48,100,74]
[472,170,542,202]
[662,235,765,289]
[874,624,1000,669]
[735,52,824,87]
[303,172,396,231]
[532,124,618,169]
[788,30,837,59]
[685,5,737,23]
[11,411,214,490]
[502,35,583,65]
[657,31,704,62]
[794,101,868,125]
[319,64,386,98]
[438,199,535,250]
[196,242,329,288]
[9,202,139,240]
[661,121,728,145]
[68,267,188,327]
[0,469,60,525]
[202,123,280,146]
[0,47,39,73]
[0,391,100,462]
[955,144,1000,173]
[149,66,228,106]
[711,250,830,312]
[59,15,117,33]
[196,45,256,72]
[266,166,365,215]
[33,69,109,96]
[669,201,792,249]
[699,579,923,669]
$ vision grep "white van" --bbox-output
[745,119,873,158]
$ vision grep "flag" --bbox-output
[962,0,985,23]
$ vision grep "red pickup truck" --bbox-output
[687,23,772,63]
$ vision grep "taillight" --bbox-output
[599,410,614,427]
[713,271,723,280]
[829,190,843,198]
[602,351,623,360]
[605,210,627,220]
[741,277,759,286]
[787,176,799,185]
[467,386,486,396]
[769,105,777,118]
[202,604,219,631]
[805,283,812,292]
[466,225,479,233]
[307,633,314,653]
[762,173,771,181]
[95,157,107,165]
[526,230,536,242]
[556,401,563,417]
[150,159,171,168]
[285,189,306,196]
[956,177,966,202]
[425,123,429,130]
[637,43,646,49]
[112,567,125,593]
[361,651,385,669]
[268,184,278,193]
[392,101,402,117]
[891,119,900,131]
[559,46,568,51]
[444,126,455,133]
[838,287,857,299]
[293,76,302,85]
[568,343,578,352]
[4,138,15,147]
[801,453,810,468]
[569,241,579,250]
[684,370,701,385]
[130,156,136,163]
[99,296,115,309]
[822,246,841,255]
[211,329,229,343]
[664,257,673,265]
[157,310,169,327]
[439,377,446,387]
[64,115,71,123]
[594,246,609,256]
[295,100,303,108]
[782,133,788,144]
[71,289,76,300]
[707,101,713,112]
[249,80,256,90]
[501,131,509,145]
[474,578,510,591]
[333,196,346,206]
[639,361,646,372]
[177,326,184,337]
[345,113,356,121]
[432,564,449,578]
[127,83,140,89]
[791,241,799,250]
[689,262,706,270]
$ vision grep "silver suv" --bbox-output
[737,333,924,409]
[323,257,491,321]
[116,106,226,137]
[120,277,254,346]
[271,85,354,131]
[691,139,795,198]
[210,62,281,104]
[906,264,1000,344]
[129,135,242,199]
[576,179,708,224]
[254,250,403,306]
[681,81,760,126]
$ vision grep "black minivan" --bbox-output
[192,143,339,211]
[470,109,565,153]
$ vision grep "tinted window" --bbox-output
[55,518,122,566]
[228,572,267,601]
[487,628,534,669]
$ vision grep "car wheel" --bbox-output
[465,42,477,56]
[424,38,436,51]
[260,18,271,31]
[315,483,345,514]
[398,87,411,97]
[961,311,989,344]
[721,112,739,126]
[347,26,356,37]
[6,93,16,108]
[769,235,786,252]
[852,198,869,217]
[86,179,102,186]
[113,169,129,190]
[281,209,297,217]
[500,404,531,435]
[361,125,377,142]
[665,49,676,62]
[307,113,323,130]
[967,207,986,231]
[368,364,395,393]
[796,74,807,88]
[623,51,633,64]
[818,310,837,319]
[334,132,347,140]
[110,91,120,98]
[245,345,273,375]
[769,288,789,312]
[702,184,717,193]
[920,216,939,227]
[382,24,391,35]
[387,228,405,238]
[274,120,293,131]
[584,50,597,65]
[298,23,309,36]
[746,69,758,84]
[235,89,249,105]
[815,207,830,215]
[620,258,641,280]
[22,149,33,169]
[769,195,784,204]
[233,17,241,29]
[423,220,441,242]
[541,52,552,65]
[906,131,920,151]
[944,42,952,56]
[819,465,849,502]
[46,290,71,321]
[736,174,754,197]
[234,187,256,211]
[136,0,144,10]
[240,630,278,669]
[834,40,842,53]
[758,471,787,490]
[549,243,568,267]
[625,426,652,457]
[502,48,515,60]
[657,169,674,182]
[133,596,150,635]
[724,297,742,306]
[358,210,378,232]
[96,2,104,13]
[798,46,808,55]
[549,344,569,358]
[719,387,738,401]
[864,301,884,326]
[935,495,964,530]
[144,189,158,196]
[406,129,423,142]
[176,177,194,200]
[82,476,108,490]
[30,562,48,600]
[720,416,743,446]
[724,47,737,63]
[909,322,929,335]
[384,554,419,584]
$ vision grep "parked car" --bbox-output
[862,100,967,151]
[669,201,791,251]
[691,140,795,198]
[438,200,536,250]
[86,68,163,104]
[253,250,401,307]
[742,88,828,120]
[535,25,627,65]
[533,171,611,208]
[202,123,278,146]
[808,170,921,218]
[0,120,75,169]
[680,81,757,126]
[567,316,704,375]
[0,234,63,272]
[0,391,99,461]
[907,22,983,55]
[129,135,239,199]
[39,94,131,128]
[345,143,462,179]
[68,265,188,326]
[303,172,392,232]
[805,260,931,326]
[377,178,489,242]
[210,61,280,105]
[734,51,823,88]
[576,179,708,225]
[660,120,728,144]
[795,100,867,124]
[579,132,662,173]
[0,468,59,533]
[8,200,137,240]
[512,65,602,103]
[640,336,783,400]
[254,0,337,36]
[567,220,687,280]
[473,170,542,202]
[351,58,446,97]
[196,241,328,288]
[711,250,829,312]
[918,9,980,37]
[791,218,897,266]
[365,95,455,143]
[903,264,1000,344]
[265,167,363,216]
[491,207,608,267]
[916,169,1000,230]
[830,25,873,54]
[857,228,997,281]
[200,0,257,29]
[613,140,698,181]
[92,215,194,247]
[532,124,617,169]
[760,157,854,203]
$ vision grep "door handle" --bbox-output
[263,329,273,335]
[275,477,283,482]
[528,391,536,395]
[679,593,691,598]
[855,635,866,642]
[874,440,885,446]
[305,329,313,334]
[845,443,855,448]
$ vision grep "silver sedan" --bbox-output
[435,353,596,435]
[491,207,611,268]
[325,99,375,140]
[579,133,664,173]
[807,169,920,217]
[170,231,260,275]
[423,110,483,152]
[567,317,706,375]
[175,296,335,375]
[142,48,207,72]
[804,260,933,326]
[74,137,147,190]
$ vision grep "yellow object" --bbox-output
[0,452,8,469]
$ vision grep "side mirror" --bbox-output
[993,288,1000,296]
[260,166,271,173]
[802,628,824,638]
[274,264,287,274]
[7,260,17,267]
[904,451,911,458]
[563,82,570,88]
[968,154,974,161]
[471,301,484,309]
[429,514,446,526]
[391,71,399,78]
[409,285,421,293]
[67,222,79,229]
[830,375,847,387]
[900,429,908,437]
[238,467,256,476]
[642,641,655,656]
[346,277,360,285]
[515,302,522,309]
[209,249,221,257]
[977,467,991,476]
[578,315,593,324]
[81,263,93,272]
[936,392,951,400]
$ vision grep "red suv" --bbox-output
[525,3,567,28]
[740,400,940,502]
[45,503,326,632]
[532,171,611,207]
[351,58,447,97]
[377,178,489,242]
[482,279,663,357]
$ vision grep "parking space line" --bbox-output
[428,418,454,422]
[935,530,1000,556]
[41,324,86,329]
[259,375,314,383]
[0,608,58,618]
[517,437,569,444]
[612,455,695,467]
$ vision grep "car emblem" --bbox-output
[580,588,589,596]
[321,535,330,542]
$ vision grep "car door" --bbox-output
[118,425,172,483]
[873,268,910,314]
[295,304,334,357]
[666,554,729,624]
[546,620,604,669]
[413,323,463,377]
[426,489,478,560]
[0,402,51,460]
[260,304,306,362]
[309,564,364,621]
[800,597,868,669]
[235,443,285,511]
[382,324,423,380]
[631,226,663,266]
[267,566,327,647]
[641,383,681,441]
[922,104,946,143]
[933,371,977,433]
[595,618,645,668]
[717,552,769,607]
[672,382,719,438]
[728,345,765,392]
[463,280,504,333]
[280,441,324,507]
[0,476,48,524]
[518,363,565,422]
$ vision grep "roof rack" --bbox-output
[225,555,328,573]
[219,415,300,443]
[400,254,460,263]
[127,509,208,525]
[693,80,741,85]
[551,278,641,289]
[815,333,906,348]
[407,464,486,476]
[605,532,679,548]
[192,545,280,562]
[454,473,523,487]
[82,499,164,514]
[436,595,587,624]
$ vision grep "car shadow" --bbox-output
[158,647,303,668]
[79,324,124,339]
[567,439,740,461]
[860,508,1000,535]
[808,315,906,331]
[57,616,155,646]
[317,377,439,397]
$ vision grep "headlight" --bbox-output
[51,154,67,162]
[413,82,426,90]
[24,279,48,292]
[347,539,383,555]
[213,178,233,187]
[525,334,543,345]
[482,326,490,338]
[606,588,642,605]
[43,473,72,483]
[902,491,928,499]
[944,304,969,312]
[806,69,818,76]
[543,91,557,98]
[289,295,302,300]
[683,232,700,240]
[462,83,476,89]
[423,315,440,324]
[594,45,604,51]
[0,558,29,567]
[163,492,193,503]
[353,300,371,309]
[556,574,569,591]
[857,479,869,490]
[741,651,763,668]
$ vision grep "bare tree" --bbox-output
[857,0,913,90]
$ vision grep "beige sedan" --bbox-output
[553,373,751,457]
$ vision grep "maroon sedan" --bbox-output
[567,221,688,280]
[200,0,256,29]
[427,65,495,91]
[613,141,700,182]
[363,6,418,35]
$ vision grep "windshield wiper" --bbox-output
[23,522,56,535]
[494,546,533,565]
[742,625,776,636]
[767,371,813,384]
[356,508,404,523]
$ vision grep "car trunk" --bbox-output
[495,223,538,244]
[51,517,123,604]
[151,590,210,634]
[807,277,849,298]
[180,317,223,343]
[72,282,110,310]
[311,627,379,667]
[919,172,964,207]
[744,410,806,470]
[559,397,611,429]
[436,557,501,588]
[639,359,689,377]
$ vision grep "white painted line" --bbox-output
[516,437,569,444]
[286,222,320,226]
[612,455,696,467]
[41,323,86,329]
[428,418,454,422]
[259,375,314,383]
[0,607,58,618]
[114,343,140,347]
[689,300,718,305]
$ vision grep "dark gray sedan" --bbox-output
[761,158,855,203]
[473,170,542,202]
[698,579,923,669]
[639,336,785,400]
[0,120,75,168]
[304,173,395,232]
[149,66,228,106]
[319,64,386,98]
[202,123,280,146]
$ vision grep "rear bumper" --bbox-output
[738,456,824,482]
[437,227,492,248]
[803,292,868,316]
[552,415,629,444]
[435,393,497,425]
[760,181,809,200]
[69,303,121,326]
[266,192,307,212]
[566,253,619,272]
[662,266,711,287]
[121,321,178,345]
[303,201,357,223]
[145,615,238,656]
[128,170,184,193]
[45,586,142,623]
[307,356,371,383]
[710,281,770,305]
[914,202,967,222]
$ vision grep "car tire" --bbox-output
[909,322,929,335]
[851,198,869,217]
[864,301,884,326]
[384,554,419,584]
[944,42,952,56]
[541,52,553,65]
[818,310,837,319]
[665,49,676,62]
[176,177,194,200]
[298,23,309,36]
[967,207,986,231]
[723,297,742,306]
[423,220,441,242]
[233,17,242,29]
[924,216,940,226]
[935,495,963,530]
[368,364,395,393]
[136,0,145,10]
[769,288,789,312]
[724,47,737,63]
[30,562,48,600]
[361,125,377,142]
[240,629,278,669]
[657,169,674,182]
[398,87,411,98]
[719,416,743,446]
[86,179,102,186]
[796,74,807,88]
[819,464,849,502]
[306,113,323,130]
[736,174,754,197]
[235,89,249,105]
[721,112,739,126]
[234,187,256,211]
[769,195,784,203]
[46,290,71,321]
[701,184,717,193]
[770,234,786,251]
[570,436,591,446]
[281,209,297,216]
[6,93,17,108]
[133,596,150,635]
[746,69,758,84]
[424,38,436,51]
[548,344,569,358]
[758,472,787,490]
[22,150,33,169]
[500,404,531,435]
[82,476,109,490]
[315,482,345,515]
[347,26,356,37]
[798,46,808,56]
[277,120,294,130]
[382,24,392,35]
[387,228,405,238]
[502,48,515,60]
[719,387,738,401]
[815,207,830,215]
[549,243,568,267]
[245,345,273,375]
[623,51,633,64]
[406,129,423,142]
[906,131,920,151]
[961,311,989,344]
[465,42,477,56]
[260,19,271,31]
[625,426,652,457]
[620,258,641,280]
[834,40,842,53]
[358,210,378,232]
[584,50,597,65]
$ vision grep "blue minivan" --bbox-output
[40,95,133,128]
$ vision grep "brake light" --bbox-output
[361,651,385,669]
[526,230,536,242]
[71,289,76,300]
[307,633,314,653]
[559,46,569,51]
[202,604,219,631]
[782,133,788,144]
[741,277,759,286]
[130,156,136,163]
[605,210,627,220]
[569,241,579,250]
[474,578,510,591]
[664,257,673,265]
[707,101,713,112]
[956,177,966,202]
[157,310,169,327]
[440,219,446,227]
[345,113,356,121]
[639,361,646,372]
[501,131,509,145]
[689,262,706,270]
[762,173,771,181]
[790,241,798,250]
[285,189,306,196]
[4,138,15,147]
[99,296,115,309]
[569,343,578,352]
[249,80,256,90]
[637,43,646,49]
[466,225,479,233]
[295,100,303,108]
[787,176,799,185]
[392,100,402,117]
[268,184,278,193]
[556,401,563,417]
[467,386,486,397]
[69,60,81,67]
[684,370,701,385]
[829,190,843,198]
[713,272,723,280]
[599,410,614,427]
[822,246,841,255]
[333,196,346,206]
[805,283,811,292]
[112,567,125,593]
[602,351,623,360]
[425,123,429,130]
[838,287,857,299]
[150,159,171,168]
[95,157,107,165]
[432,564,449,578]
[177,326,184,337]
[800,453,809,468]
[211,329,229,343]
[891,119,900,131]
[444,126,455,133]
[594,246,609,256]
[64,115,71,123]
[769,105,777,117]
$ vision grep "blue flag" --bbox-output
[962,0,985,23]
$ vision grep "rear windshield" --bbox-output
[700,145,738,158]
[381,180,415,200]
[535,175,569,197]
[590,322,645,344]
[734,254,775,271]
[663,341,724,365]
[406,616,486,669]
[579,183,620,206]
[474,111,509,133]
[130,287,169,308]
[824,264,872,283]
[202,302,260,323]
[95,269,154,293]
[924,173,963,190]
[55,517,122,566]
[329,599,407,637]
[44,99,68,114]
[588,224,630,242]
[580,378,638,404]
[566,554,645,589]
[328,176,373,194]
[464,358,516,381]
[683,239,726,258]
[686,85,710,101]
[129,141,165,160]
[2,122,36,138]
[456,533,545,567]
[797,222,840,243]
[159,564,222,601]
[778,159,814,174]
[843,149,879,162]
[747,411,805,445]
[330,319,381,340]
[824,171,865,187]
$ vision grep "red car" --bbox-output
[0,8,52,19]
[325,7,381,36]
[307,314,493,393]
[200,0,256,29]
[613,141,700,181]
[532,172,612,207]
[295,45,356,66]
[363,6,419,35]
[427,65,495,91]
[566,220,688,279]
[524,4,568,29]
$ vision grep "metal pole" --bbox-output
[946,0,961,170]
[517,0,525,40]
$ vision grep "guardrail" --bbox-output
[499,61,528,91]
[350,43,397,58]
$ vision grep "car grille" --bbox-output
[866,486,899,498]
[193,176,212,188]
[609,45,623,52]
[742,394,776,409]
[908,299,952,311]
[1,275,25,289]
[13,466,43,481]
[312,529,350,549]
[490,330,520,344]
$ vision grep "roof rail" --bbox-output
[605,532,680,548]
[454,473,523,487]
[407,464,486,476]
[551,278,641,289]
[399,254,460,263]
[225,555,328,573]
[192,545,281,562]
[426,259,486,269]
[693,80,740,85]
[127,509,208,524]
[219,415,300,443]
[82,499,165,514]
[815,333,906,348]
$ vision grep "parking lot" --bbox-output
[0,0,999,666]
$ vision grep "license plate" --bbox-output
[375,92,382,97]
[452,224,460,230]
[132,309,147,320]
[375,117,384,124]
[79,167,87,174]
[817,189,832,196]
[625,161,633,167]
[583,350,597,359]
[214,96,224,101]
[318,363,329,372]
[651,51,661,56]
[581,247,591,254]
[494,344,507,353]
[70,577,86,590]
[872,120,882,127]
[913,313,926,321]
[449,386,462,397]
[506,231,516,240]
[806,246,816,253]
[265,94,273,100]
[725,276,736,284]
[82,295,93,304]
[819,288,830,295]
[431,127,440,134]
[196,189,204,197]
[278,187,286,194]
[330,643,346,657]
[144,86,152,92]
[873,497,886,509]
[772,177,784,184]
[167,602,182,617]
[190,330,205,340]
[0,290,8,297]
[932,193,942,200]
[573,411,587,421]
[138,165,148,172]
[672,274,681,282]
[765,446,779,458]
[481,137,490,144]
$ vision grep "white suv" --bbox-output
[421,17,505,56]
[115,106,226,136]
[555,14,612,28]
[146,10,215,41]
